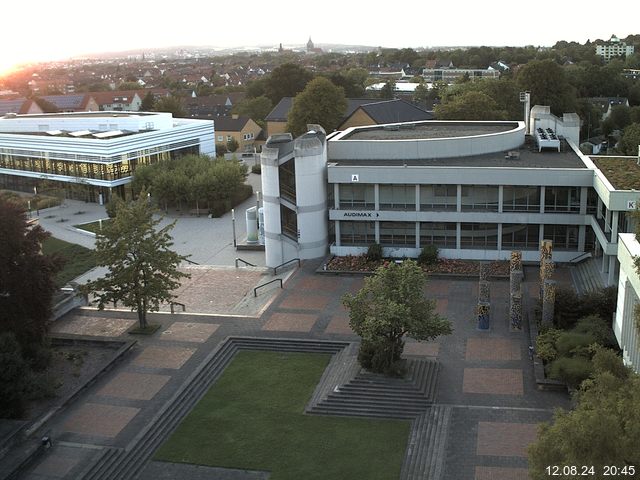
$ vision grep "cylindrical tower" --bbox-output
[260,137,287,268]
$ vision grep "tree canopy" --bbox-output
[435,90,509,120]
[263,63,314,104]
[85,192,190,329]
[286,77,347,137]
[0,197,60,364]
[154,96,186,118]
[618,123,640,155]
[516,59,577,115]
[233,95,272,128]
[343,260,452,374]
[528,348,640,477]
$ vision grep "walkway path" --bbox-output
[19,260,570,480]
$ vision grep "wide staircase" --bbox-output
[571,257,606,294]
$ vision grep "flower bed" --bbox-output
[326,255,509,277]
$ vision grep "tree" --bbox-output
[528,349,640,478]
[227,137,239,153]
[264,63,314,104]
[516,59,577,115]
[0,333,33,418]
[85,192,190,329]
[233,95,272,128]
[412,83,429,105]
[379,81,395,100]
[154,96,186,117]
[0,197,60,366]
[435,91,508,120]
[118,81,141,91]
[140,91,156,111]
[342,260,452,374]
[619,123,640,155]
[286,77,347,137]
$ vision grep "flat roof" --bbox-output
[342,122,518,141]
[591,156,640,190]
[330,144,587,169]
[3,112,155,119]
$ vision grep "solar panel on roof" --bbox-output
[92,130,123,139]
[69,130,92,137]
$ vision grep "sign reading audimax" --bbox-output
[342,211,380,218]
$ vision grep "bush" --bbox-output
[553,286,618,330]
[417,245,439,266]
[366,243,383,262]
[548,356,593,389]
[555,331,596,358]
[0,333,32,419]
[573,315,617,349]
[536,328,562,363]
[216,143,228,156]
[210,183,253,218]
[251,164,261,174]
[553,286,582,329]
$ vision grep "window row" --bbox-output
[338,221,580,250]
[336,184,583,213]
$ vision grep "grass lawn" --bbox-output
[73,219,111,234]
[155,350,410,480]
[42,237,96,285]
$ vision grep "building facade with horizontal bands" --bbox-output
[0,111,214,203]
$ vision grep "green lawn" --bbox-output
[155,350,410,480]
[42,237,96,285]
[73,219,111,234]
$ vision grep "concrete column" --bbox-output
[456,222,461,250]
[497,223,503,251]
[612,211,619,243]
[334,183,340,209]
[415,185,420,212]
[375,221,380,244]
[477,301,490,330]
[602,253,608,274]
[335,220,341,247]
[579,186,588,215]
[415,222,420,249]
[542,279,556,326]
[608,255,617,286]
[605,208,611,233]
[539,224,545,244]
[578,225,586,251]
[456,184,462,212]
[597,196,603,220]
[498,185,504,213]
[539,186,545,214]
[374,184,379,210]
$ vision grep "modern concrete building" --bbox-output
[615,233,640,373]
[0,111,215,203]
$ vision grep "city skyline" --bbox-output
[1,0,638,74]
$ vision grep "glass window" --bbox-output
[379,184,415,210]
[280,205,297,240]
[339,184,375,209]
[380,222,416,247]
[461,185,499,211]
[460,223,498,249]
[543,224,579,250]
[502,186,540,212]
[340,221,375,246]
[278,159,296,203]
[544,187,580,213]
[502,224,540,249]
[420,184,456,211]
[420,222,457,248]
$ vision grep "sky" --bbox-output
[1,0,638,75]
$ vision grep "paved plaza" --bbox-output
[16,258,571,480]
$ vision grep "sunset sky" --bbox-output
[1,0,637,74]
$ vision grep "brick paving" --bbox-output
[159,322,220,343]
[62,403,140,437]
[97,372,171,400]
[20,261,574,480]
[476,422,538,457]
[465,338,522,361]
[462,368,524,395]
[133,346,196,369]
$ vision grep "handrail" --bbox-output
[273,258,300,275]
[254,278,283,297]
[235,257,257,267]
[170,301,186,314]
[568,251,592,264]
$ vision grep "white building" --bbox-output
[615,233,640,373]
[0,111,214,202]
[596,35,635,62]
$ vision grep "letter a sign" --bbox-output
[351,174,359,182]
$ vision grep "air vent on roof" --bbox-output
[46,130,63,136]
[69,130,92,137]
[504,151,520,160]
[399,123,416,130]
[4,113,17,119]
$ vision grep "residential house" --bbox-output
[587,97,630,120]
[339,99,434,129]
[185,93,247,119]
[214,115,262,152]
[39,94,99,112]
[0,98,44,116]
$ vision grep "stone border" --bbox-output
[526,311,567,392]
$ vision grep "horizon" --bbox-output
[1,0,638,75]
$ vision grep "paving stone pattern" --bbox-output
[19,260,573,480]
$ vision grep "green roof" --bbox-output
[592,157,640,190]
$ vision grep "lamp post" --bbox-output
[231,208,237,248]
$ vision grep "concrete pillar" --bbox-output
[479,280,490,303]
[579,186,588,215]
[597,196,603,220]
[374,184,379,210]
[375,221,380,244]
[415,185,420,212]
[510,290,523,330]
[539,186,545,214]
[479,261,490,281]
[542,279,556,326]
[415,222,420,249]
[477,301,490,331]
[498,185,504,213]
[605,208,611,233]
[456,184,462,212]
[333,183,340,209]
[608,255,617,286]
[456,222,461,250]
[602,253,608,274]
[335,220,341,247]
[612,211,619,243]
[578,225,586,251]
[497,224,503,251]
[510,250,523,272]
